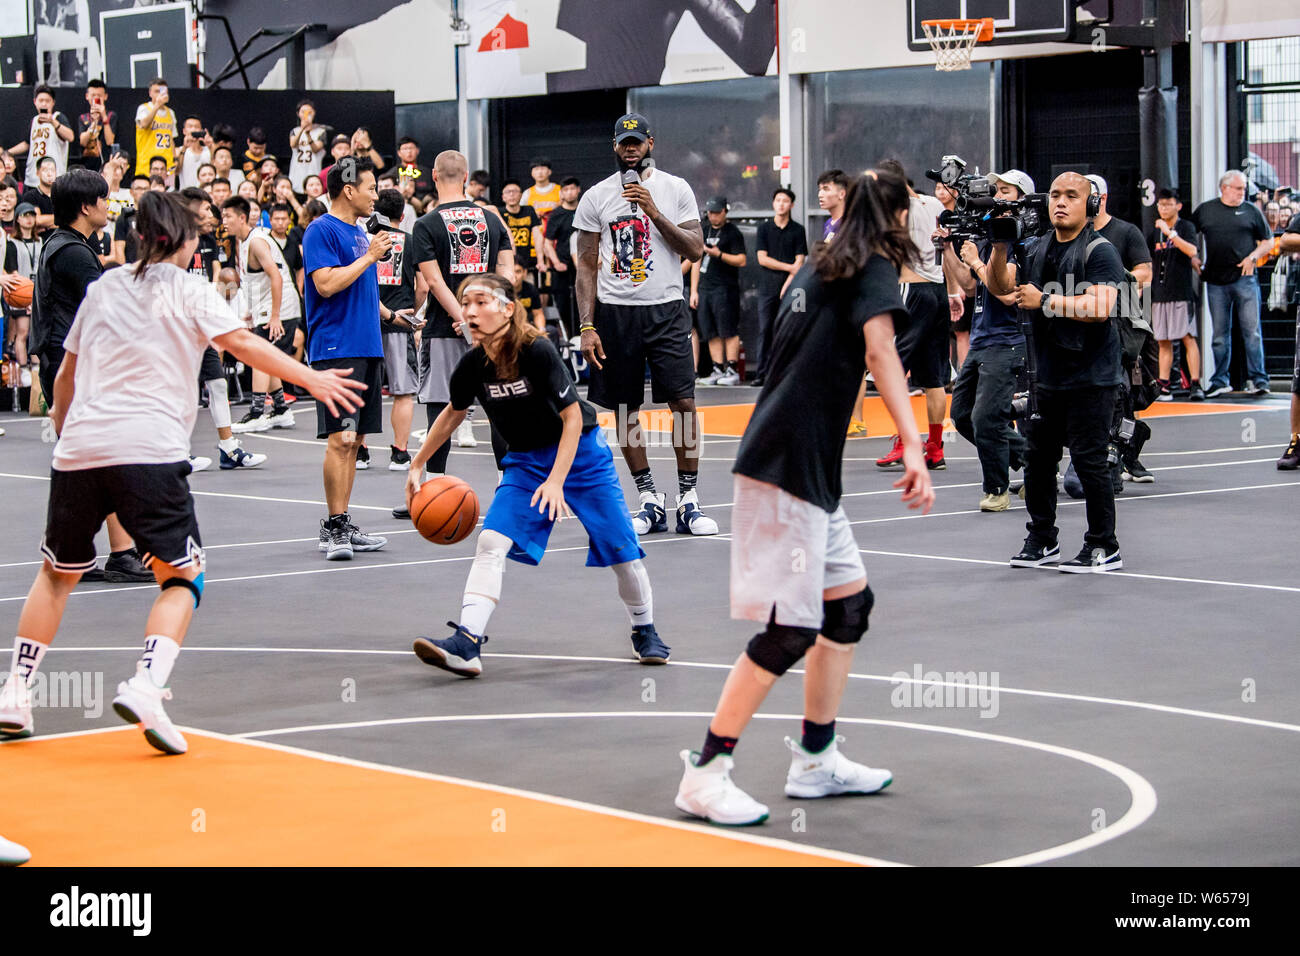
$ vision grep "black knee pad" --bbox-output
[746,620,818,677]
[822,586,874,644]
[161,574,203,609]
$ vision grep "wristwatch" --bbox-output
[1039,292,1051,313]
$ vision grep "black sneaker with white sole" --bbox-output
[1009,540,1060,568]
[1058,546,1122,573]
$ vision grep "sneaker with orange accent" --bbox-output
[874,435,905,468]
[924,439,946,470]
[846,420,867,437]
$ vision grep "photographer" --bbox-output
[986,171,1126,573]
[9,85,74,189]
[175,116,212,191]
[950,170,1034,512]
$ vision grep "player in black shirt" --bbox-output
[543,177,581,331]
[405,272,669,678]
[1148,188,1204,402]
[753,187,808,386]
[690,196,747,385]
[373,189,425,477]
[1278,213,1300,470]
[675,169,934,826]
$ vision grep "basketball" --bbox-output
[411,475,479,544]
[4,276,33,309]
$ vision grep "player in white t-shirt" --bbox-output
[574,113,715,538]
[9,85,74,189]
[0,191,364,754]
[288,99,326,194]
[223,195,302,433]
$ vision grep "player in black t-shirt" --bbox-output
[675,170,934,826]
[1277,213,1300,470]
[405,272,669,678]
[408,150,514,477]
[753,187,808,386]
[690,196,747,385]
[543,177,581,330]
[1148,188,1204,402]
[373,189,425,476]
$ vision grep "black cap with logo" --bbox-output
[614,113,650,143]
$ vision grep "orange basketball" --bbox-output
[411,475,479,544]
[4,276,33,309]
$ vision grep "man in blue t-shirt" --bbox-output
[304,155,414,560]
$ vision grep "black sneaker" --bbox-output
[413,623,487,677]
[1278,435,1300,471]
[80,565,106,582]
[392,505,411,519]
[1009,540,1060,568]
[355,445,371,470]
[388,446,412,472]
[1125,460,1155,483]
[1059,546,1122,573]
[1189,384,1205,402]
[1156,381,1173,402]
[630,624,671,664]
[103,549,155,583]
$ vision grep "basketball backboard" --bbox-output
[907,1,1078,50]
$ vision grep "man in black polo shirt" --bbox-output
[31,169,151,582]
[690,196,746,386]
[753,186,807,386]
[1192,170,1276,397]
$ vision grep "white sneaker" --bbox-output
[410,427,428,443]
[111,663,187,755]
[631,491,667,535]
[0,676,34,740]
[454,419,478,447]
[696,366,724,386]
[231,410,272,434]
[674,750,770,826]
[188,455,213,473]
[19,367,31,387]
[267,407,296,429]
[0,833,31,865]
[716,367,740,386]
[783,736,892,798]
[674,488,718,536]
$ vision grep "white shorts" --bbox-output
[729,474,866,630]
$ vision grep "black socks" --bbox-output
[632,468,656,496]
[677,469,698,498]
[802,718,835,754]
[697,729,737,767]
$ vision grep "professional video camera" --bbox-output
[926,155,1050,248]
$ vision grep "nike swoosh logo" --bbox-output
[561,385,573,397]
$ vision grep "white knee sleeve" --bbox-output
[612,559,653,627]
[464,529,510,601]
[205,377,231,430]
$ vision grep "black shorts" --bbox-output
[40,462,203,573]
[697,284,740,340]
[199,346,224,384]
[588,299,695,409]
[37,345,64,409]
[312,356,384,438]
[255,319,300,356]
[895,281,950,389]
[952,296,973,334]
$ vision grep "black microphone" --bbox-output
[365,214,393,261]
[622,169,641,212]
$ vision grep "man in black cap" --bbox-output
[575,113,715,536]
[690,195,746,386]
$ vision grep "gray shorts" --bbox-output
[729,475,866,630]
[1152,301,1195,341]
[382,331,420,396]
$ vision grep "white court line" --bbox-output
[1144,444,1285,456]
[227,712,1156,867]
[185,726,900,867]
[40,647,1300,736]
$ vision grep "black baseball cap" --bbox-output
[615,113,650,143]
[704,196,728,212]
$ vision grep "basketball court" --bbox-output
[2,382,1296,867]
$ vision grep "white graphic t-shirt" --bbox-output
[573,168,699,306]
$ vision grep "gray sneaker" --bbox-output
[322,518,353,561]
[344,516,387,552]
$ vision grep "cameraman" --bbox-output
[987,171,1126,573]
[950,170,1034,512]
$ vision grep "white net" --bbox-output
[921,20,987,72]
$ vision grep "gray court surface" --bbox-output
[2,387,1297,866]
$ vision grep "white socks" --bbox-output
[205,377,232,430]
[9,637,47,686]
[141,635,180,688]
[460,530,510,637]
[612,560,653,627]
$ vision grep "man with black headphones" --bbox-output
[986,172,1127,573]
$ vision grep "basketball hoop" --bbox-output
[921,17,994,72]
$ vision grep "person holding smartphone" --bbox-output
[9,85,74,189]
[134,78,177,178]
[76,79,117,173]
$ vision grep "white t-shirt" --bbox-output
[176,145,212,190]
[238,227,300,324]
[55,264,243,470]
[573,168,699,306]
[399,203,417,234]
[25,113,71,187]
[908,193,944,283]
[288,126,326,193]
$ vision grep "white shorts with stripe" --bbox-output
[729,474,866,630]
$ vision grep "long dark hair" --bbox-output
[133,191,198,278]
[455,273,539,381]
[813,169,918,281]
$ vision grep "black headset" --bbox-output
[1086,178,1102,219]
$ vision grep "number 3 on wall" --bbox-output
[1140,178,1156,207]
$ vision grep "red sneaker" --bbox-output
[924,439,946,470]
[875,435,905,468]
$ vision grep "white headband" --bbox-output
[461,283,512,308]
